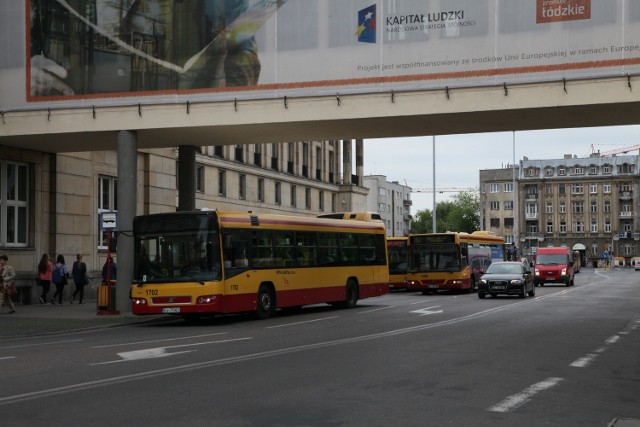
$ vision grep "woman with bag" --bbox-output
[51,254,69,305]
[0,255,16,314]
[38,253,53,304]
[71,254,88,304]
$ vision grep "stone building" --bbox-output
[1,139,368,304]
[480,153,640,268]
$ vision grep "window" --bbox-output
[573,166,585,175]
[490,183,499,193]
[287,143,295,174]
[302,143,309,178]
[591,244,598,256]
[560,222,567,233]
[558,167,566,176]
[196,165,205,193]
[319,191,324,211]
[591,221,598,233]
[258,179,265,202]
[558,184,565,195]
[378,203,386,212]
[239,174,246,200]
[603,165,611,174]
[527,168,537,177]
[590,201,597,213]
[589,166,598,175]
[527,223,538,234]
[545,222,553,233]
[571,184,584,194]
[504,218,514,227]
[621,183,632,192]
[214,145,224,158]
[490,201,499,210]
[546,202,553,214]
[235,145,244,163]
[604,201,611,212]
[1,161,29,247]
[98,175,117,250]
[573,221,584,233]
[218,170,226,196]
[271,144,279,171]
[504,200,513,210]
[379,188,386,196]
[253,144,262,167]
[545,168,554,177]
[559,202,566,213]
[275,182,281,205]
[604,221,611,233]
[604,183,611,193]
[305,188,311,209]
[589,183,597,194]
[291,185,297,207]
[572,202,584,213]
[490,218,500,227]
[504,183,513,192]
[546,184,553,195]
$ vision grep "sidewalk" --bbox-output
[0,298,167,339]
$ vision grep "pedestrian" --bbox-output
[0,255,17,314]
[102,256,117,283]
[71,254,88,304]
[37,253,53,304]
[51,254,69,305]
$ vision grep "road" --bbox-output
[1,268,639,427]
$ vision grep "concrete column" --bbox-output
[355,139,364,186]
[178,145,197,211]
[116,130,137,314]
[342,139,352,185]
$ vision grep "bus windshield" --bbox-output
[388,241,409,275]
[134,214,221,284]
[411,243,461,271]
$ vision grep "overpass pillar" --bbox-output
[342,139,352,185]
[355,139,364,186]
[116,130,137,315]
[178,145,197,211]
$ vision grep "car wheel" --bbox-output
[528,284,535,297]
[478,292,486,299]
[519,284,526,298]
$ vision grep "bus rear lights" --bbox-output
[132,298,147,305]
[197,295,217,304]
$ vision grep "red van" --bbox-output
[534,247,575,287]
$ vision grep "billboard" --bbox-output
[1,0,639,109]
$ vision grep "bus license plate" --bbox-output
[428,284,438,289]
[162,307,181,314]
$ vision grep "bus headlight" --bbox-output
[132,298,147,305]
[197,295,217,304]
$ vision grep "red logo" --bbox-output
[537,0,591,23]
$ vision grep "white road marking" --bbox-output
[487,377,563,412]
[570,353,598,368]
[92,332,229,349]
[357,306,394,314]
[0,339,82,350]
[0,356,16,361]
[411,306,443,316]
[605,335,620,345]
[266,316,338,329]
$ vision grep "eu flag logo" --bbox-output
[356,4,376,43]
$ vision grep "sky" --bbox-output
[363,125,640,213]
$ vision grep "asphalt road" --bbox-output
[1,268,639,427]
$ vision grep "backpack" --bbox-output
[52,265,65,285]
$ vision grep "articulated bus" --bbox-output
[130,210,389,320]
[405,231,506,294]
[387,237,409,290]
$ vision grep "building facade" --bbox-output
[1,139,368,304]
[363,175,412,237]
[479,165,519,247]
[480,153,640,268]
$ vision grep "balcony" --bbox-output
[403,199,413,206]
[619,191,632,201]
[525,213,538,220]
[525,193,538,201]
[404,213,413,221]
[619,211,633,218]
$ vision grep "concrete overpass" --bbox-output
[2,76,640,153]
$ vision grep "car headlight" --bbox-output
[479,279,487,285]
[510,279,522,285]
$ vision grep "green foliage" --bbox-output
[410,191,480,234]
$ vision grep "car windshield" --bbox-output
[486,263,521,275]
[536,254,568,265]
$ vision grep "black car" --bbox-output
[478,261,535,299]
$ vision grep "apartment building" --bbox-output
[479,165,519,246]
[363,175,413,237]
[480,153,640,268]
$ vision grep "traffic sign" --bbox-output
[101,212,117,230]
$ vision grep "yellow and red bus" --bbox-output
[387,237,409,290]
[405,231,506,294]
[130,210,389,320]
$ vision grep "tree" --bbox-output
[411,191,480,234]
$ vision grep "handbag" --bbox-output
[5,285,16,296]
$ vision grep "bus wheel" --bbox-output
[255,285,275,319]
[343,280,359,309]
